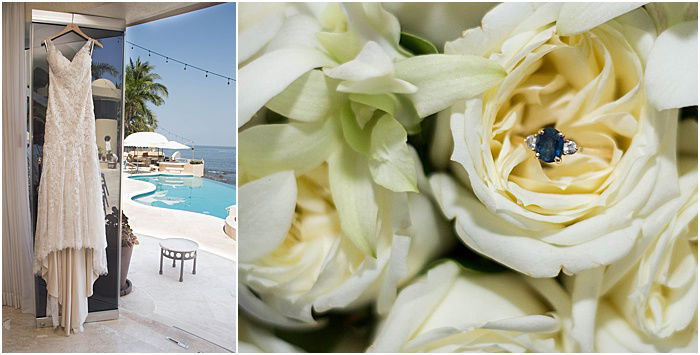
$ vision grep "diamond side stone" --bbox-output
[563,140,578,155]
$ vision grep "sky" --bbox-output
[125,3,236,147]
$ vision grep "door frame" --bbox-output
[29,9,126,327]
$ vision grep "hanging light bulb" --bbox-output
[184,64,187,71]
[227,79,230,85]
[148,50,151,57]
[165,57,169,63]
[205,71,208,78]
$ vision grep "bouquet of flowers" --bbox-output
[237,2,698,352]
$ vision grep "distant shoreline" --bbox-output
[162,145,236,185]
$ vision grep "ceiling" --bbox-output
[26,2,221,27]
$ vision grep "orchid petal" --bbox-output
[323,41,394,81]
[369,115,418,193]
[239,48,336,127]
[264,14,322,53]
[394,54,506,117]
[343,3,403,59]
[349,93,397,118]
[338,104,372,155]
[238,3,285,63]
[337,76,417,95]
[645,20,698,110]
[317,31,363,63]
[328,145,379,256]
[239,171,297,262]
[557,3,645,35]
[266,70,343,123]
[239,118,339,179]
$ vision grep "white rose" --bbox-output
[238,151,453,327]
[588,118,698,351]
[430,3,698,278]
[595,300,696,352]
[238,317,305,353]
[369,261,566,352]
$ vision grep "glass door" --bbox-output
[29,18,125,321]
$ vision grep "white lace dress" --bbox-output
[34,39,108,334]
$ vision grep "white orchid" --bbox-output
[238,148,454,327]
[239,2,504,254]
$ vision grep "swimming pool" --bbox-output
[130,174,236,219]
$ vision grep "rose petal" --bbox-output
[239,317,306,352]
[645,20,698,110]
[238,281,324,329]
[369,262,460,353]
[570,267,604,352]
[556,3,645,35]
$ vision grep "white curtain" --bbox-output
[2,2,36,314]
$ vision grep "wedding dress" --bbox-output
[34,39,108,335]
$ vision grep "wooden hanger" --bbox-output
[43,14,103,49]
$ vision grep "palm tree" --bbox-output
[124,57,168,135]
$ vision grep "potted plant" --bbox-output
[120,212,139,296]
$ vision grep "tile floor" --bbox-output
[2,235,236,353]
[2,306,226,352]
[120,234,236,351]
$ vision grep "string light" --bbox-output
[126,40,235,86]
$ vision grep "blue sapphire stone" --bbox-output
[535,128,564,163]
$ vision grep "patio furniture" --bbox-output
[159,238,199,282]
[158,161,186,174]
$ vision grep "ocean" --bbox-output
[162,145,236,186]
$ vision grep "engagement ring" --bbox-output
[525,128,579,163]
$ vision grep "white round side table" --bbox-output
[159,238,199,282]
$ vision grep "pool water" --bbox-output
[130,174,236,219]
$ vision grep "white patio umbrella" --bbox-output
[123,132,168,147]
[159,140,191,150]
